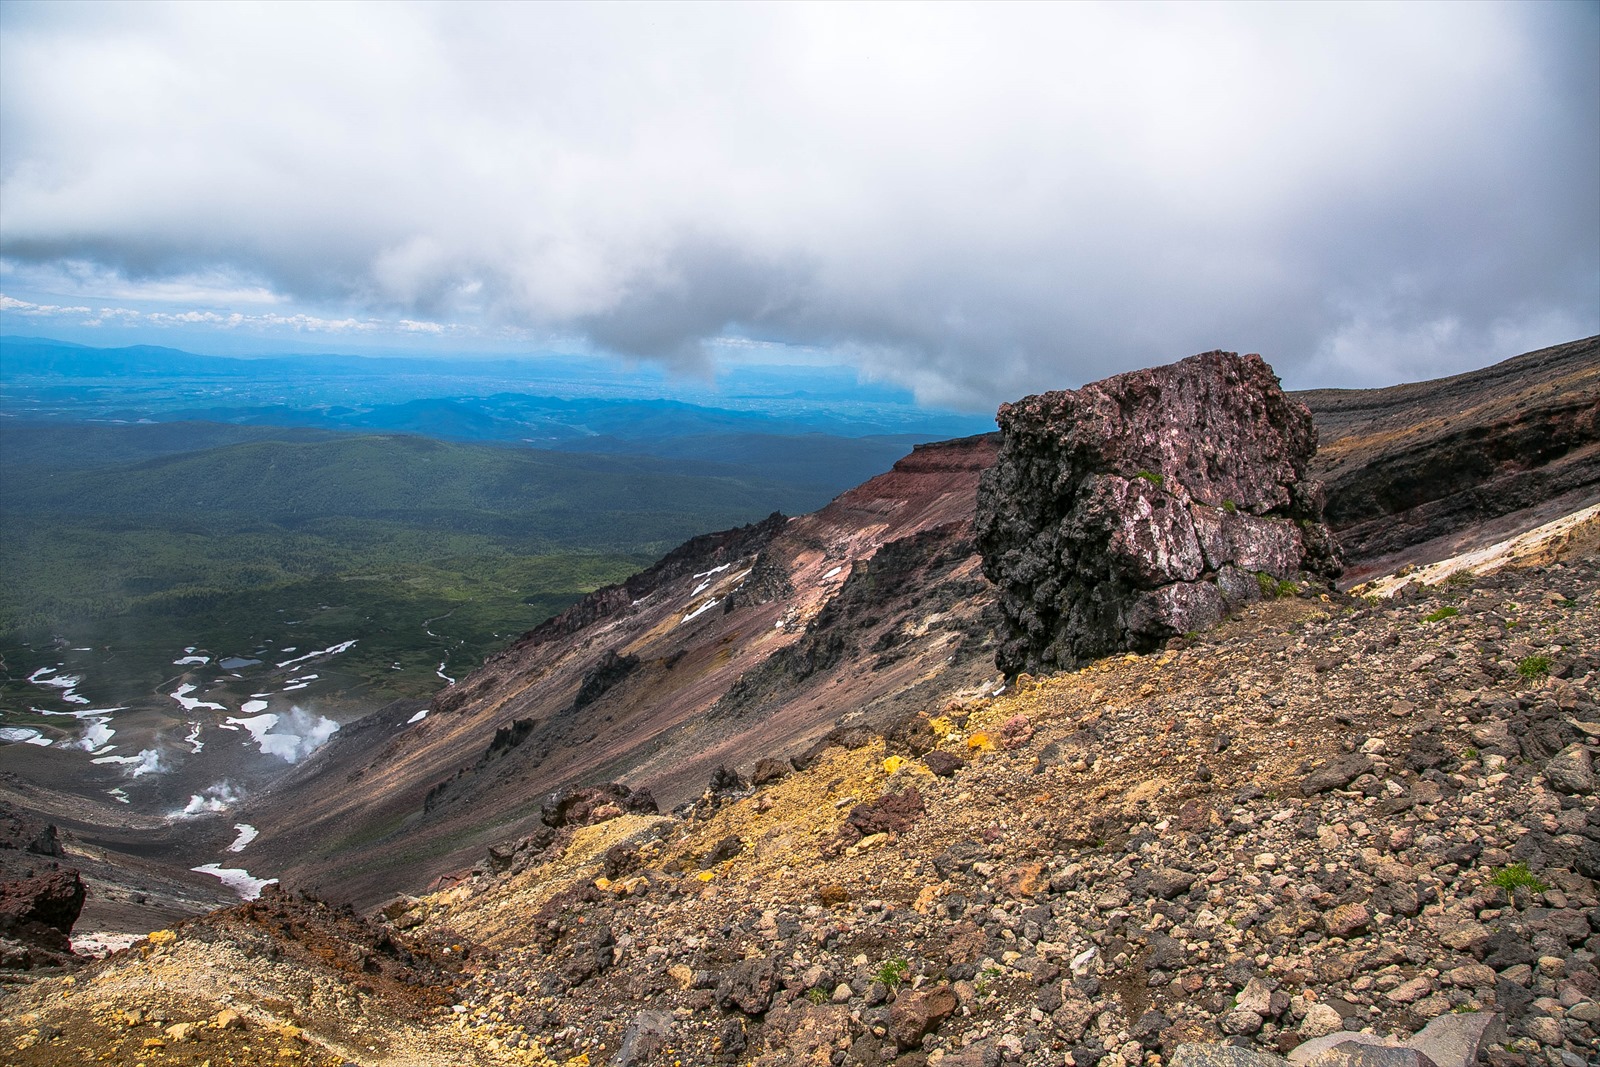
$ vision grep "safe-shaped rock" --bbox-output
[977,351,1340,675]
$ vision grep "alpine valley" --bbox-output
[1,336,1597,1067]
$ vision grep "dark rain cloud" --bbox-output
[1,2,1595,409]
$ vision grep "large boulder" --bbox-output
[977,351,1339,675]
[0,804,85,969]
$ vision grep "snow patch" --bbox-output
[173,655,210,666]
[275,640,356,668]
[406,708,429,724]
[680,598,720,625]
[227,823,258,853]
[106,788,129,804]
[823,565,845,580]
[240,699,270,715]
[436,662,454,684]
[171,683,226,713]
[691,563,733,596]
[184,722,204,753]
[191,863,277,900]
[28,667,78,689]
[0,726,46,745]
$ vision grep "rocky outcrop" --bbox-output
[0,804,84,970]
[977,351,1339,676]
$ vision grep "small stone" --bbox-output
[1172,1044,1290,1067]
[1301,756,1375,796]
[1404,1012,1506,1067]
[1323,903,1372,939]
[1222,1009,1266,1035]
[888,984,958,1049]
[1236,977,1275,1016]
[1445,963,1495,988]
[612,1010,672,1067]
[1437,922,1490,953]
[1543,744,1595,794]
[1521,1016,1562,1045]
[1384,976,1434,1004]
[1299,1004,1344,1039]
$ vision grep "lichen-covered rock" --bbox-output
[977,351,1339,674]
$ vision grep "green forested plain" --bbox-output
[1,423,879,704]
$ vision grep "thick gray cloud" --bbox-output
[1,1,1595,408]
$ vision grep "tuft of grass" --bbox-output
[1516,655,1552,681]
[1489,863,1547,893]
[1423,605,1459,623]
[1257,573,1298,599]
[875,957,911,989]
[1134,469,1165,486]
[1222,500,1238,514]
[806,986,829,1004]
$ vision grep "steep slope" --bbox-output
[242,436,1002,905]
[5,547,1593,1067]
[1300,335,1599,581]
[241,338,1600,907]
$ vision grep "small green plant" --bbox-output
[1516,655,1552,681]
[1134,469,1165,486]
[1489,863,1548,893]
[807,986,829,1004]
[1423,605,1459,623]
[875,957,911,989]
[1222,500,1238,514]
[1255,573,1297,599]
[1461,747,1479,761]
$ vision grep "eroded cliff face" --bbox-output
[1301,334,1600,581]
[976,351,1339,676]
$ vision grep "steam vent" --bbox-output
[976,350,1341,675]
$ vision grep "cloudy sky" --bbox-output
[1,1,1595,410]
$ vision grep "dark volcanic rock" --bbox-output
[572,649,639,710]
[0,867,84,938]
[977,351,1339,674]
[843,787,925,842]
[0,805,85,969]
[541,783,657,828]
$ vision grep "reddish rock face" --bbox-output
[0,804,85,968]
[977,351,1339,675]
